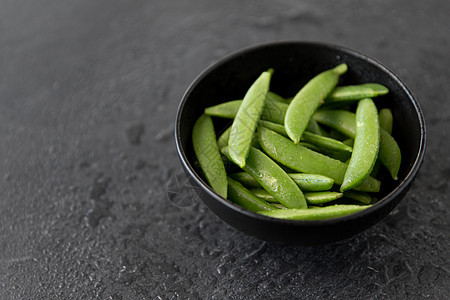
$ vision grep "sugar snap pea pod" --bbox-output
[227,177,275,212]
[217,126,232,149]
[192,114,228,197]
[221,146,307,208]
[314,110,401,180]
[258,204,370,221]
[205,100,242,119]
[261,95,289,124]
[326,83,389,102]
[218,125,259,150]
[258,126,380,192]
[272,203,288,209]
[313,110,357,138]
[301,131,353,153]
[304,191,343,205]
[379,108,393,134]
[250,189,278,202]
[344,190,373,205]
[378,127,401,180]
[205,97,289,124]
[229,172,262,188]
[328,129,348,141]
[288,173,334,191]
[251,189,343,205]
[285,63,348,144]
[228,70,272,167]
[306,119,329,137]
[268,91,288,103]
[231,172,334,191]
[259,120,287,137]
[260,121,352,153]
[341,99,380,192]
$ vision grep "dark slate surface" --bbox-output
[0,1,449,299]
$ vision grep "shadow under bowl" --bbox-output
[175,41,426,245]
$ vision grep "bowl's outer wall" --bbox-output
[176,42,425,245]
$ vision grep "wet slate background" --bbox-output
[0,0,449,299]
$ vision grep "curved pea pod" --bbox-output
[258,204,370,221]
[260,121,352,153]
[288,173,334,191]
[258,126,380,192]
[204,96,288,124]
[192,114,228,198]
[205,100,242,118]
[261,95,289,124]
[379,108,393,134]
[341,99,380,192]
[304,191,343,205]
[313,110,356,138]
[344,190,373,205]
[217,126,232,149]
[218,125,259,150]
[227,177,275,212]
[379,127,401,180]
[313,110,401,180]
[230,171,334,192]
[259,120,287,137]
[325,83,389,103]
[228,70,272,167]
[306,118,329,137]
[251,189,343,206]
[221,146,307,208]
[301,131,353,153]
[285,63,348,144]
[268,91,289,103]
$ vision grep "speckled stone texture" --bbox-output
[0,1,448,299]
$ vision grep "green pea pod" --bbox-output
[325,83,389,102]
[288,173,334,191]
[304,191,343,205]
[268,91,288,103]
[227,177,275,212]
[204,100,242,119]
[341,99,380,191]
[379,108,393,134]
[379,127,401,180]
[204,96,289,124]
[230,172,334,192]
[228,70,272,167]
[272,203,288,209]
[285,64,348,144]
[221,146,307,208]
[301,131,353,153]
[344,190,373,205]
[258,204,370,221]
[260,121,352,153]
[314,110,401,180]
[313,110,356,138]
[192,114,228,198]
[259,120,287,137]
[258,126,380,192]
[251,189,343,205]
[306,118,329,137]
[229,172,262,188]
[261,95,289,124]
[217,126,232,149]
[371,108,393,177]
[218,125,259,150]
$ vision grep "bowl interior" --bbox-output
[175,41,425,243]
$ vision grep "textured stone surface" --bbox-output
[0,0,449,299]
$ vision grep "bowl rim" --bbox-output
[175,40,427,226]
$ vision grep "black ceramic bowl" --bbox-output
[175,41,426,245]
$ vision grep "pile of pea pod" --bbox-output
[192,63,401,220]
